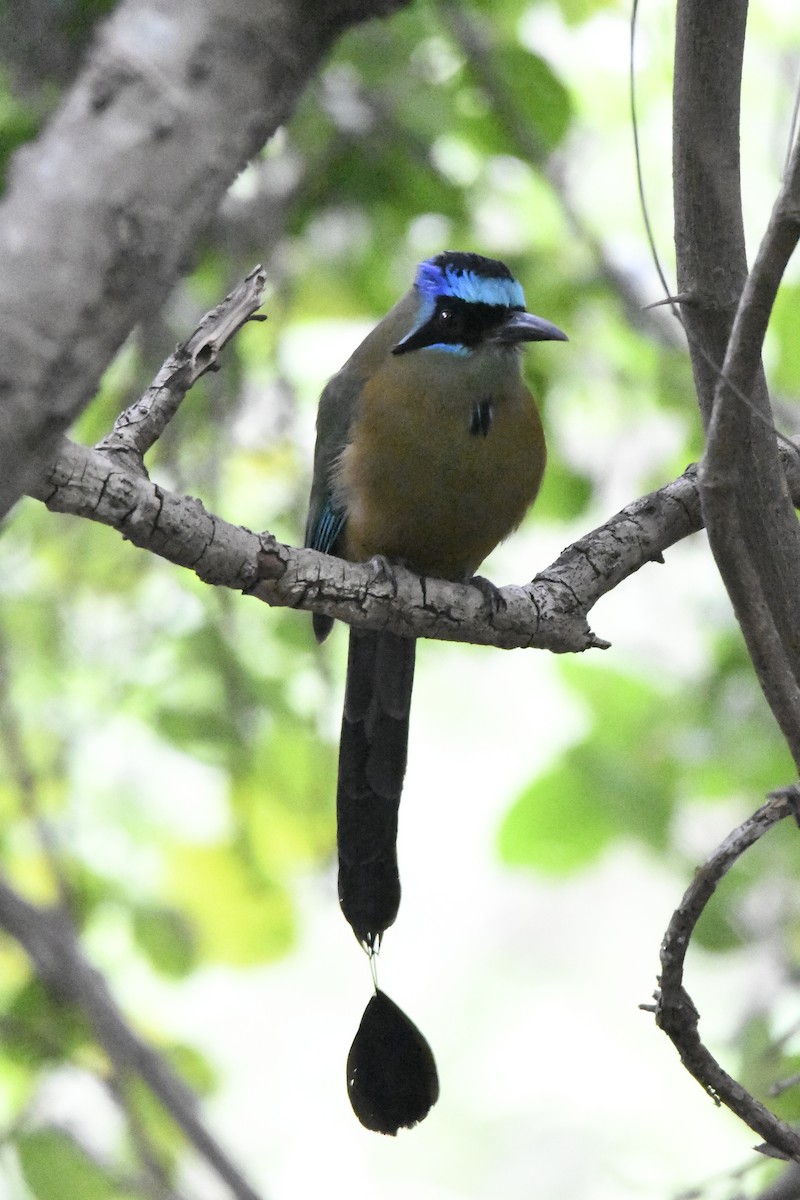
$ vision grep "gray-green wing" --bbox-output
[305,367,364,554]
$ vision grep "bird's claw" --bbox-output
[367,554,400,597]
[471,575,507,617]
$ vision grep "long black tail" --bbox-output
[336,627,439,1134]
[336,627,416,948]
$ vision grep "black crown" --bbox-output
[430,251,514,281]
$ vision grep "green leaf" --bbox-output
[557,0,619,22]
[166,843,295,966]
[499,663,678,873]
[17,1128,133,1200]
[499,757,619,873]
[238,722,336,872]
[118,1077,181,1173]
[738,1014,800,1124]
[166,1043,217,1096]
[0,78,40,186]
[530,452,592,521]
[3,980,92,1068]
[497,48,572,153]
[768,283,800,395]
[114,1044,215,1180]
[132,905,198,979]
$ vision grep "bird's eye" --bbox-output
[438,308,454,325]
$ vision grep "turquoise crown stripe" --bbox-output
[414,257,526,310]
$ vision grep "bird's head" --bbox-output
[391,251,567,358]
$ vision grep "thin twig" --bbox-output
[630,0,675,311]
[655,787,800,1163]
[97,265,267,465]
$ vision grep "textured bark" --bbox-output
[0,0,410,519]
[673,0,800,766]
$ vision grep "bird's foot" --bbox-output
[471,574,507,618]
[367,554,400,598]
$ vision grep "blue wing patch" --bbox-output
[309,499,346,554]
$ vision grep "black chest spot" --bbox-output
[470,397,493,438]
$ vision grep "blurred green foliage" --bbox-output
[18,1127,137,1200]
[499,648,795,879]
[1,0,800,1195]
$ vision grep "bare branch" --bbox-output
[97,264,268,463]
[26,430,708,653]
[673,0,750,417]
[655,787,800,1163]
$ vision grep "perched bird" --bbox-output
[305,250,567,1134]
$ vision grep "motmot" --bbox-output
[305,250,567,1134]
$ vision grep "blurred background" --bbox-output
[2,0,800,1196]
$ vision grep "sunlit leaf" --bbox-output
[0,79,40,185]
[132,905,198,979]
[499,757,619,873]
[768,284,800,396]
[166,844,295,966]
[500,663,679,872]
[166,1043,217,1096]
[17,1128,133,1200]
[495,48,572,153]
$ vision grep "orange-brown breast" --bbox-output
[333,350,546,581]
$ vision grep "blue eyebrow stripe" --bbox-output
[414,259,526,309]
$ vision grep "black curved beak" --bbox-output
[494,310,568,345]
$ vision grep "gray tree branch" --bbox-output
[655,788,800,1164]
[26,425,703,654]
[674,0,800,767]
[656,0,800,1159]
[0,0,411,521]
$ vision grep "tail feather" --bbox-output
[373,631,416,720]
[313,612,334,643]
[337,628,416,947]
